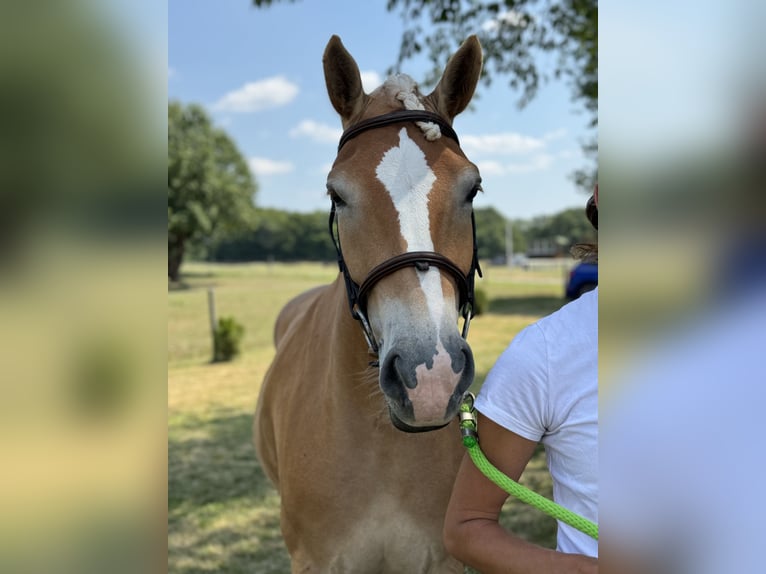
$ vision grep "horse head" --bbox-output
[323,35,483,432]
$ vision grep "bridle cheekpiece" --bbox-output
[328,110,482,363]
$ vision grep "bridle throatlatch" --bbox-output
[328,110,483,363]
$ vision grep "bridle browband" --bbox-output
[328,109,482,363]
[336,110,460,152]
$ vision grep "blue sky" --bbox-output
[168,0,595,220]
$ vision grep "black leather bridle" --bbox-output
[328,110,482,362]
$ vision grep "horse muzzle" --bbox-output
[379,336,474,432]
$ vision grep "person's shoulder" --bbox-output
[495,318,548,366]
[536,287,597,333]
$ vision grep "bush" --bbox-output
[473,286,489,316]
[212,316,245,362]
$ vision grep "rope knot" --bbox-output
[396,89,441,141]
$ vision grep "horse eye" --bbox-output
[467,184,482,203]
[327,187,346,207]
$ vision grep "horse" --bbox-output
[254,34,483,573]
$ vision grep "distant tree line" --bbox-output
[206,208,335,262]
[191,205,595,264]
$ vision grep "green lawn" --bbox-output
[168,261,569,573]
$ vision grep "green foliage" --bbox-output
[387,0,597,123]
[70,336,134,419]
[1,0,158,260]
[211,208,336,262]
[168,101,258,280]
[474,206,506,260]
[473,207,529,260]
[525,206,596,248]
[213,316,245,362]
[473,286,489,316]
[510,220,528,256]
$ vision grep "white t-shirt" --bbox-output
[475,288,598,557]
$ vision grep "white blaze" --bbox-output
[376,128,445,327]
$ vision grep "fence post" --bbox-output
[208,287,217,360]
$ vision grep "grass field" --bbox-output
[168,261,571,573]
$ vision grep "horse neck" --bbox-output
[319,276,384,413]
[328,275,375,362]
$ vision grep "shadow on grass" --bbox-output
[168,280,191,292]
[169,408,290,573]
[169,519,289,574]
[168,276,218,292]
[168,409,273,510]
[489,295,566,317]
[181,270,216,279]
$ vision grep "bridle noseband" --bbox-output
[328,110,482,362]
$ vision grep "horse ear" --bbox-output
[428,35,482,120]
[323,35,367,124]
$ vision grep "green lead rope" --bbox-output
[459,393,599,541]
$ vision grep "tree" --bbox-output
[168,101,257,281]
[210,208,336,262]
[525,206,596,255]
[250,1,597,147]
[388,1,596,120]
[474,206,507,260]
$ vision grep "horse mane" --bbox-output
[378,74,442,141]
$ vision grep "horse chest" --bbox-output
[277,416,463,572]
[307,493,463,574]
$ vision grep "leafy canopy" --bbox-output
[387,0,597,125]
[168,101,257,244]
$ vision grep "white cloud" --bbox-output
[506,154,554,173]
[461,132,545,155]
[289,119,342,144]
[360,70,383,93]
[213,76,298,113]
[475,154,555,176]
[475,160,507,176]
[249,157,294,176]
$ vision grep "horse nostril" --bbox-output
[447,340,474,397]
[392,354,416,389]
[381,352,416,392]
[451,346,467,373]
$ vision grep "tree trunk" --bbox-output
[168,236,185,282]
